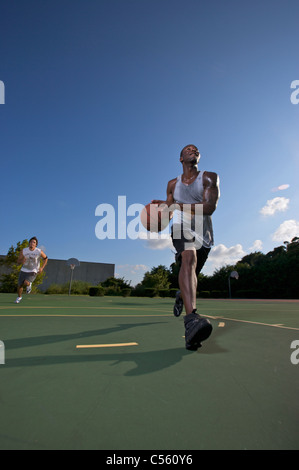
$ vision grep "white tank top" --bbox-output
[173,171,214,248]
[21,247,42,273]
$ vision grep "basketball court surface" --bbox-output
[0,293,298,450]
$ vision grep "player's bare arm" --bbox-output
[39,251,48,273]
[201,171,220,215]
[17,250,26,265]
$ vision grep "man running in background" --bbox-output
[15,237,48,303]
[152,144,220,350]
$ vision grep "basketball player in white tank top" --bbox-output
[152,144,220,350]
[15,237,48,303]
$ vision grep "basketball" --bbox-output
[140,203,172,233]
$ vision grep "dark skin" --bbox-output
[152,144,220,316]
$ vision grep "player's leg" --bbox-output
[15,272,35,303]
[172,225,192,317]
[173,244,210,317]
[24,279,32,293]
[24,272,36,294]
[15,271,25,303]
[15,283,24,303]
[195,246,211,277]
[178,248,197,315]
[181,247,213,350]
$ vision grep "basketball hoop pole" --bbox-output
[66,258,80,296]
[69,265,75,296]
[228,271,239,299]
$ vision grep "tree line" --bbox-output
[131,237,299,299]
[198,237,299,299]
[1,237,298,299]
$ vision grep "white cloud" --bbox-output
[207,243,247,271]
[249,240,263,251]
[115,264,149,283]
[272,219,299,242]
[260,197,289,216]
[271,184,290,192]
[138,231,173,250]
[117,264,148,272]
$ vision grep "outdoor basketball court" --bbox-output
[0,293,298,450]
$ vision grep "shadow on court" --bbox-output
[4,348,188,375]
[3,322,162,349]
[3,320,230,375]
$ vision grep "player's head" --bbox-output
[29,237,38,248]
[180,144,200,164]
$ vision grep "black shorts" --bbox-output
[171,226,211,276]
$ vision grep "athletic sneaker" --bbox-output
[173,290,184,317]
[15,297,22,304]
[184,310,213,351]
[26,283,32,294]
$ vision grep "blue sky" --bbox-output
[1,0,299,286]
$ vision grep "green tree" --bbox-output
[0,240,45,293]
[100,276,131,289]
[201,237,299,299]
[99,276,131,295]
[141,265,171,290]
